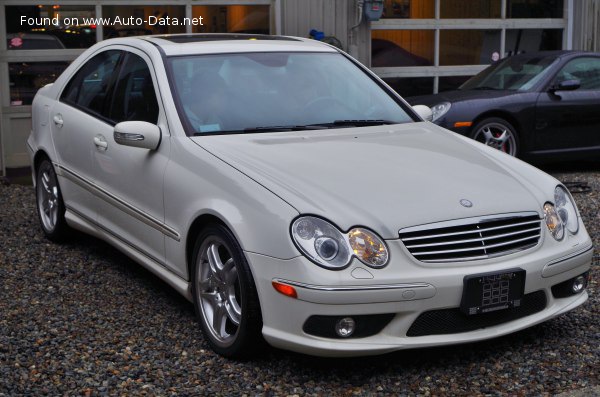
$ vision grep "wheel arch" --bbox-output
[186,213,233,281]
[32,150,53,187]
[468,111,527,155]
[469,110,522,138]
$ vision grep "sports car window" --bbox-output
[460,55,558,91]
[168,52,414,135]
[554,58,600,90]
[109,53,159,124]
[61,50,122,116]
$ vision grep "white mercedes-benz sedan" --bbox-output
[28,34,593,358]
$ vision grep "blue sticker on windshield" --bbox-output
[199,124,221,133]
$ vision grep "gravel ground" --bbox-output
[1,165,598,396]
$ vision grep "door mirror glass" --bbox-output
[114,121,161,150]
[412,105,433,121]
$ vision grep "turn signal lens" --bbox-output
[544,203,564,240]
[348,228,389,268]
[272,281,297,299]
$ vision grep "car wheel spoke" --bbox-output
[207,243,223,279]
[212,302,228,337]
[495,130,509,145]
[482,127,494,143]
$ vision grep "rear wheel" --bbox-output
[470,117,519,157]
[35,158,69,242]
[191,224,263,358]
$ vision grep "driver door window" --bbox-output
[109,53,159,124]
[554,57,600,90]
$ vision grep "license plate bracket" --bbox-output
[460,269,525,315]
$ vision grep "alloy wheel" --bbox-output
[473,121,518,156]
[196,238,242,347]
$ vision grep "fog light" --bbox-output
[572,276,586,293]
[335,317,356,338]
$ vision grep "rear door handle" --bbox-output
[53,114,63,127]
[93,135,108,150]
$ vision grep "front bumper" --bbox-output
[246,239,593,357]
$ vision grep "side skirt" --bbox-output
[65,208,193,302]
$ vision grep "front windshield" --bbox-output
[168,52,414,135]
[460,55,559,91]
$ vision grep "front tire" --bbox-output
[191,224,263,358]
[470,117,519,157]
[35,158,70,242]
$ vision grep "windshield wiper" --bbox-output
[311,119,397,128]
[471,86,500,90]
[243,125,330,132]
[192,121,395,135]
[193,125,329,135]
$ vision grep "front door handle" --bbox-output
[53,114,63,127]
[93,135,108,150]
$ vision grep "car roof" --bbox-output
[129,34,339,56]
[506,50,598,61]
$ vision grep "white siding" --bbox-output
[573,0,600,51]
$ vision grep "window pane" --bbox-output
[505,29,563,56]
[61,51,121,116]
[9,62,70,106]
[441,0,501,18]
[110,54,158,124]
[555,58,600,90]
[102,6,185,38]
[371,31,434,67]
[381,0,435,19]
[440,30,501,65]
[192,6,270,34]
[383,77,434,97]
[439,76,471,92]
[169,53,413,135]
[507,0,564,18]
[6,5,97,49]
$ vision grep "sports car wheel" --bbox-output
[471,117,519,157]
[191,224,263,358]
[35,158,69,241]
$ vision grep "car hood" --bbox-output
[406,89,515,107]
[191,123,549,239]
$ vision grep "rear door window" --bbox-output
[60,50,122,118]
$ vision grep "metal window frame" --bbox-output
[370,0,573,94]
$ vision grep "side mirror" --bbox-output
[412,105,433,122]
[114,121,161,150]
[550,79,581,93]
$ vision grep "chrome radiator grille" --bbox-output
[399,212,542,263]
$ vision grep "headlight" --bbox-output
[431,102,451,122]
[554,185,579,234]
[348,228,388,268]
[544,203,564,240]
[291,216,389,270]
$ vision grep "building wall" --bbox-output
[573,0,600,51]
[280,0,371,64]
